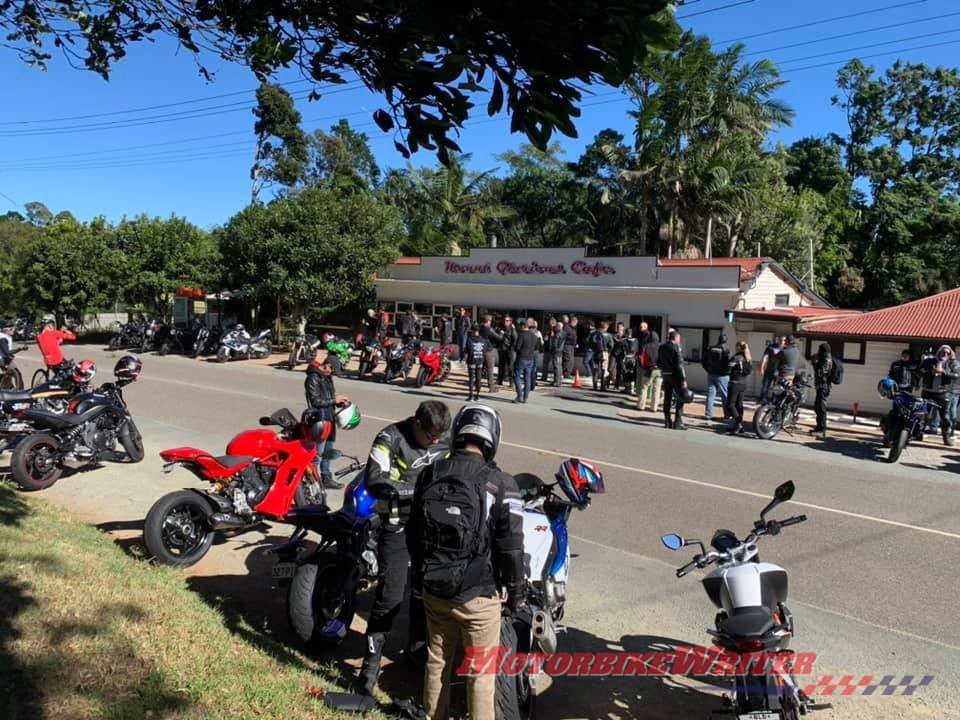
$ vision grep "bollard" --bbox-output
[852,402,860,424]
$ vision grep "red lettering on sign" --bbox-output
[496,261,566,275]
[445,261,491,274]
[571,260,616,277]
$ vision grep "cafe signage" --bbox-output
[444,259,616,277]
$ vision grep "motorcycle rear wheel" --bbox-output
[288,555,356,652]
[496,613,535,720]
[143,491,215,567]
[11,432,64,491]
[1,368,23,391]
[31,368,49,389]
[888,428,909,464]
[753,404,782,440]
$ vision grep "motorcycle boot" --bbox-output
[321,472,344,490]
[358,631,387,695]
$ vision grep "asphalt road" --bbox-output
[5,345,959,720]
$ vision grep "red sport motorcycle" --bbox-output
[415,344,453,387]
[144,408,333,567]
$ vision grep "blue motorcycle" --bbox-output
[271,456,380,651]
[878,379,930,463]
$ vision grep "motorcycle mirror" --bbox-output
[775,480,795,502]
[661,533,684,551]
[258,416,273,426]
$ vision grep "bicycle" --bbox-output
[1,347,27,390]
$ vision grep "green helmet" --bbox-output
[336,402,361,430]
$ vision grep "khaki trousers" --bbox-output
[637,368,663,411]
[423,593,501,720]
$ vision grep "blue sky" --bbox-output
[1,0,958,229]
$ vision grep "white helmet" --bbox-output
[452,404,501,460]
[335,402,361,430]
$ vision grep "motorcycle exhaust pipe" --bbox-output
[208,512,248,530]
[532,610,557,655]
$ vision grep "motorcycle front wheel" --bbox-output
[753,404,782,440]
[216,347,230,363]
[416,366,429,388]
[30,368,49,389]
[119,418,145,462]
[288,555,356,652]
[888,428,910,464]
[1,368,23,391]
[11,432,64,491]
[143,491,215,567]
[158,341,170,356]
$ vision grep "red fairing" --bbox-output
[419,346,446,384]
[226,429,278,458]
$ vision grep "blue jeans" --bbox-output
[583,349,594,378]
[458,332,469,359]
[705,374,729,419]
[760,373,776,402]
[949,394,959,433]
[514,358,534,401]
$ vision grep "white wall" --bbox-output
[818,341,904,415]
[742,266,803,310]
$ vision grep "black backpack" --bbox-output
[417,463,491,599]
[591,331,606,355]
[830,357,844,385]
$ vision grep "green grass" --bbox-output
[0,482,351,720]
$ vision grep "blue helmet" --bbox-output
[878,377,898,399]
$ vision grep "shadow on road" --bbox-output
[807,437,886,462]
[534,627,724,720]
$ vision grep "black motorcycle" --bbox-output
[382,339,419,383]
[0,370,96,453]
[140,318,164,353]
[108,320,145,351]
[191,324,221,357]
[10,358,144,491]
[753,372,811,440]
[156,322,200,356]
[287,332,323,370]
[12,318,37,342]
[272,457,382,652]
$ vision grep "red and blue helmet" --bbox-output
[556,458,605,508]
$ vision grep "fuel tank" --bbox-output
[226,429,277,458]
[702,562,788,614]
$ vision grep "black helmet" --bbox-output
[452,404,501,461]
[114,354,143,384]
[680,387,695,404]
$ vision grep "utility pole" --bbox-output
[808,234,815,293]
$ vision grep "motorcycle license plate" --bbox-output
[271,563,296,580]
[738,713,779,720]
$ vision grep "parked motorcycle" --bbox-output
[271,457,379,650]
[1,346,26,390]
[0,366,97,453]
[157,321,201,356]
[753,373,811,440]
[9,356,144,491]
[216,326,272,362]
[416,344,452,387]
[661,481,818,720]
[143,408,336,567]
[356,337,383,378]
[191,323,221,357]
[877,379,931,463]
[108,320,145,351]
[139,318,164,353]
[288,333,323,370]
[382,339,419,383]
[12,318,37,342]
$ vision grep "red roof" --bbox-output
[659,257,767,286]
[735,307,860,321]
[395,256,422,265]
[800,288,960,341]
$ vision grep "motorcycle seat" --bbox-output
[22,407,87,429]
[160,447,253,475]
[718,606,776,638]
[0,389,34,404]
[214,455,254,472]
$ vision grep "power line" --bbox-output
[0,83,366,137]
[678,0,757,20]
[775,27,960,66]
[0,190,24,211]
[0,80,311,126]
[780,37,960,73]
[716,0,930,44]
[744,9,960,56]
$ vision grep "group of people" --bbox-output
[886,345,959,446]
[304,353,540,719]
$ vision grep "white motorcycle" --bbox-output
[216,326,272,362]
[661,481,825,720]
[496,462,604,720]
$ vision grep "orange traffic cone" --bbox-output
[573,369,582,389]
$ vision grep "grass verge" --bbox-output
[0,482,344,720]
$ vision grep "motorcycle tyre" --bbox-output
[416,366,428,388]
[288,555,356,652]
[495,613,535,720]
[11,432,64,491]
[888,428,909,464]
[753,404,782,440]
[143,490,215,567]
[119,418,145,463]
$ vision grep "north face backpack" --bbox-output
[418,463,491,599]
[830,357,844,385]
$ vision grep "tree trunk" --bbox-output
[251,136,265,204]
[727,212,743,257]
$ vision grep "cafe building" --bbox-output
[374,248,830,389]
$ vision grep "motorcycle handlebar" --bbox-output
[779,514,807,527]
[676,558,699,578]
[335,462,364,478]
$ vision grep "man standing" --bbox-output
[759,336,785,402]
[358,401,451,696]
[777,335,801,384]
[582,321,596,380]
[610,323,627,389]
[636,325,661,412]
[362,309,381,341]
[408,405,523,720]
[464,324,491,401]
[562,316,578,378]
[399,310,417,345]
[547,322,565,387]
[479,315,502,393]
[701,335,731,421]
[498,315,518,387]
[920,345,958,447]
[304,357,350,488]
[809,343,836,440]
[513,319,538,403]
[36,320,77,372]
[436,315,454,348]
[658,331,687,430]
[455,308,472,360]
[888,349,916,392]
[540,317,557,383]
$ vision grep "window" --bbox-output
[628,315,664,338]
[804,337,866,364]
[774,294,790,307]
[673,327,726,363]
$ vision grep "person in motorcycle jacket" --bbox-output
[810,343,835,440]
[920,345,959,446]
[888,349,916,393]
[408,404,524,720]
[0,325,14,365]
[304,357,350,487]
[357,400,452,696]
